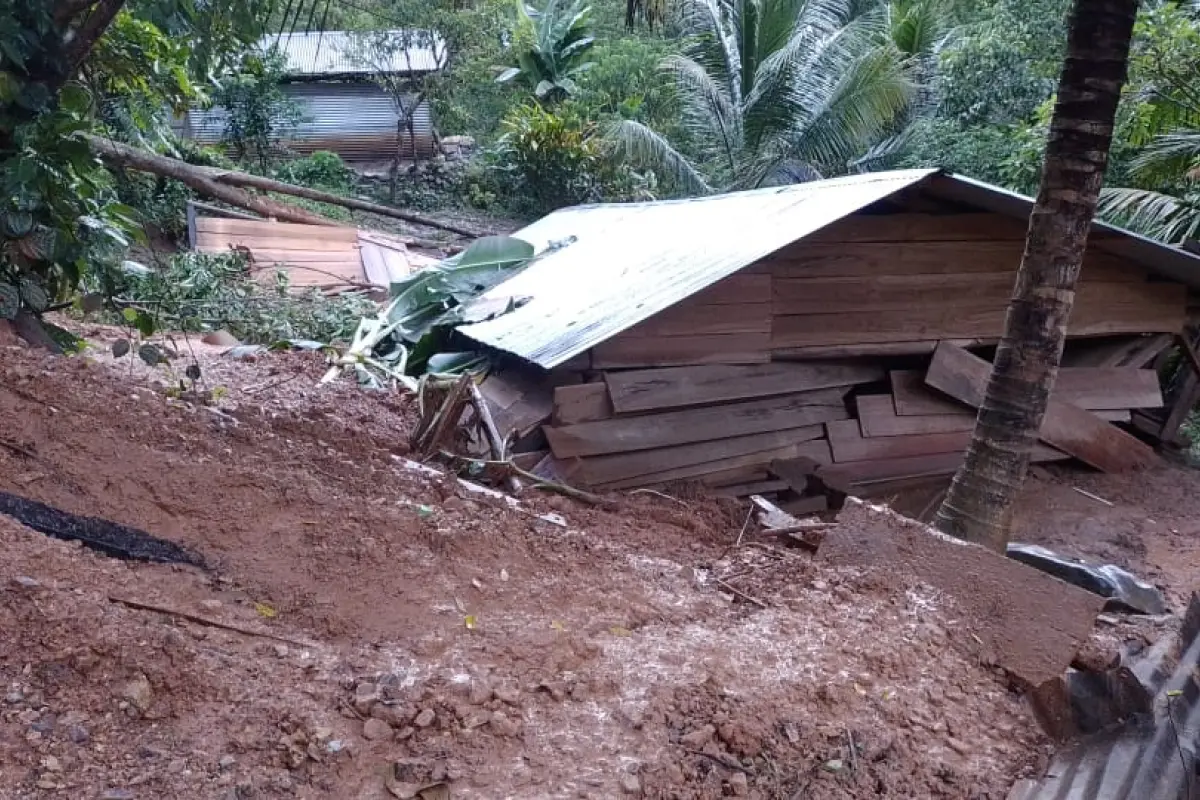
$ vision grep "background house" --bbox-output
[177,30,444,164]
[461,169,1200,509]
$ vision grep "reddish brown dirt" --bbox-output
[1,329,1196,799]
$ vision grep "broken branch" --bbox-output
[108,595,316,648]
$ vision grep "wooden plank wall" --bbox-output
[527,210,1186,501]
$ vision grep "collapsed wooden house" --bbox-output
[457,169,1200,510]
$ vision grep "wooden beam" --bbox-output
[604,361,883,414]
[545,388,849,458]
[1060,333,1173,368]
[857,394,974,437]
[924,342,1158,473]
[805,212,1029,243]
[827,419,970,462]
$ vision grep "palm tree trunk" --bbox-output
[932,0,1139,551]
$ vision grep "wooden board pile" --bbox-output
[193,216,432,293]
[487,336,1175,511]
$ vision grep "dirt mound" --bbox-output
[0,339,1061,797]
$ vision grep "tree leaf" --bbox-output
[134,311,156,337]
[112,338,131,357]
[17,278,47,313]
[122,307,139,323]
[0,283,18,320]
[137,343,161,366]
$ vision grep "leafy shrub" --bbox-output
[110,251,375,345]
[488,103,602,213]
[489,103,655,213]
[274,151,357,194]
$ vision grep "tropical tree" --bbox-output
[933,0,1139,551]
[496,0,597,105]
[608,0,918,194]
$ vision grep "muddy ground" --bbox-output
[0,328,1196,799]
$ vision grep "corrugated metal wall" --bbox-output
[180,83,436,161]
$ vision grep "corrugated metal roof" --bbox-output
[457,169,1200,369]
[1008,593,1200,800]
[260,30,445,77]
[457,169,940,368]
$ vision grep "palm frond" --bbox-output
[1129,129,1200,187]
[662,53,740,172]
[604,118,713,195]
[1099,186,1200,244]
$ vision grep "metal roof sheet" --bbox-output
[457,169,1200,369]
[457,169,940,368]
[260,30,445,78]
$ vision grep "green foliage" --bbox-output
[570,35,679,130]
[111,250,376,345]
[498,0,598,105]
[0,0,270,333]
[609,0,918,192]
[488,102,652,212]
[274,151,357,194]
[210,50,300,170]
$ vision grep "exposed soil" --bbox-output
[1,329,1198,799]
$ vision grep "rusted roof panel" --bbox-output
[456,170,940,368]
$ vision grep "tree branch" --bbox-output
[63,0,127,77]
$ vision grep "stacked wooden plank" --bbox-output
[528,340,1170,503]
[539,362,883,493]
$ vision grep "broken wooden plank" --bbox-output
[893,367,1163,415]
[821,498,1104,687]
[605,361,882,414]
[924,342,1159,472]
[551,383,613,425]
[578,427,829,487]
[545,388,849,459]
[595,439,832,491]
[1060,333,1173,368]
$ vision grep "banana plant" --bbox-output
[322,235,538,389]
[495,0,597,105]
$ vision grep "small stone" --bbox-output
[40,755,62,772]
[120,674,153,713]
[461,709,490,729]
[413,708,436,728]
[4,690,22,704]
[101,791,135,800]
[489,711,520,737]
[493,684,520,705]
[728,772,749,796]
[680,724,715,749]
[273,644,289,658]
[12,576,40,589]
[353,682,379,714]
[199,599,222,612]
[219,754,237,770]
[67,724,90,744]
[362,718,393,741]
[468,681,492,705]
[619,773,641,795]
[811,580,829,592]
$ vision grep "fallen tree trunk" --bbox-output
[85,134,488,238]
[86,135,341,226]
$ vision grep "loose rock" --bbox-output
[120,674,153,713]
[363,718,393,741]
[413,708,436,728]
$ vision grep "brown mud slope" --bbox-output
[0,340,1078,798]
